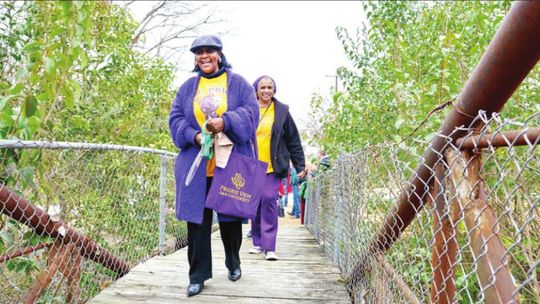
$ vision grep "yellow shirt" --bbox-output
[256,102,274,173]
[193,73,228,176]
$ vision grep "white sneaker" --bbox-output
[249,246,262,254]
[265,251,278,260]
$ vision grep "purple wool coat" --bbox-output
[169,69,259,224]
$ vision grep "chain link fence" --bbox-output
[305,110,539,303]
[0,141,184,303]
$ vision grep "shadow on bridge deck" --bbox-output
[89,219,349,303]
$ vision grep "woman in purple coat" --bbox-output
[169,35,259,297]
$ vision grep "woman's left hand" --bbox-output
[206,117,225,134]
[297,169,307,179]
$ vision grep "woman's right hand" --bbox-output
[195,133,202,146]
[206,117,225,134]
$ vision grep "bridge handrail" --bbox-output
[304,1,540,302]
[0,139,177,157]
[0,139,183,303]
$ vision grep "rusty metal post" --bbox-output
[0,242,49,263]
[52,242,82,304]
[446,149,518,303]
[23,241,75,303]
[456,127,540,150]
[0,185,130,277]
[375,253,421,304]
[370,0,540,254]
[430,163,457,304]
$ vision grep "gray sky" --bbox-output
[214,2,365,130]
[128,1,365,130]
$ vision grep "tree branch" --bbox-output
[125,1,226,65]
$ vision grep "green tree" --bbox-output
[308,1,539,155]
[0,2,188,301]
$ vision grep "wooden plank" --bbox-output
[114,271,346,291]
[92,290,351,304]
[89,226,350,303]
[97,281,349,299]
[131,264,341,275]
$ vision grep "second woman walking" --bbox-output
[249,75,306,260]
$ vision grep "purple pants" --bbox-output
[251,173,280,251]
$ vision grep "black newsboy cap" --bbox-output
[190,35,223,53]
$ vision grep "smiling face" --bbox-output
[257,78,275,105]
[195,47,220,74]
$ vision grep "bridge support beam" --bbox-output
[368,0,540,254]
[446,150,518,303]
[0,185,131,277]
[349,2,540,300]
[429,163,458,304]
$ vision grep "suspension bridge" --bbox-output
[1,2,539,303]
[90,225,349,303]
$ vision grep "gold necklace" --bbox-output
[259,101,274,123]
[259,101,272,123]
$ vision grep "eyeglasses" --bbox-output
[195,48,218,56]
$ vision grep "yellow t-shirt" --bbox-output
[193,73,228,176]
[256,102,274,173]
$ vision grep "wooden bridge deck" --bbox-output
[89,224,350,303]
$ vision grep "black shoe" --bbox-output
[186,282,204,297]
[228,267,241,282]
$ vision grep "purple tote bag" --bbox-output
[205,151,268,219]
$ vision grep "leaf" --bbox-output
[0,95,16,110]
[23,41,41,53]
[16,259,28,273]
[70,79,81,104]
[72,46,82,59]
[0,112,16,127]
[36,92,48,102]
[75,24,84,38]
[14,68,28,83]
[0,230,12,243]
[9,83,23,95]
[24,95,38,117]
[6,259,17,271]
[77,7,88,22]
[51,27,64,37]
[23,230,48,246]
[62,85,74,109]
[26,116,41,136]
[394,118,405,129]
[44,57,55,75]
[74,0,84,9]
[70,115,86,129]
[62,1,73,17]
[39,180,54,198]
[79,51,88,68]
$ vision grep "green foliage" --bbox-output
[308,1,539,156]
[0,1,181,302]
[5,256,39,276]
[307,2,540,302]
[0,1,175,147]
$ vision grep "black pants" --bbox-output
[187,178,243,284]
